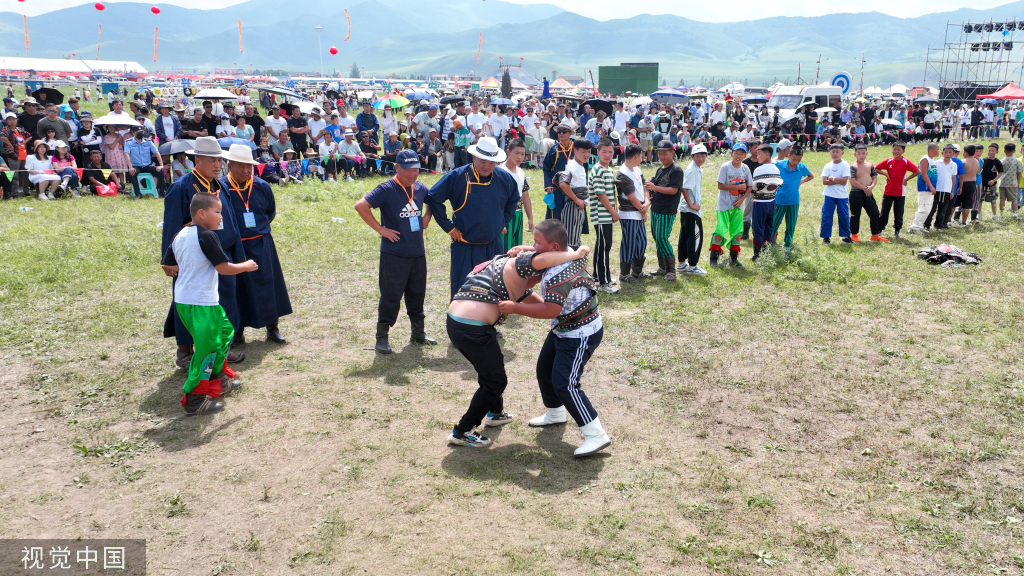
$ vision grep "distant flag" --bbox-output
[345,9,351,41]
[476,32,481,66]
[23,15,28,53]
[153,27,158,61]
[238,19,243,53]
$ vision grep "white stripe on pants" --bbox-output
[911,191,935,230]
[593,223,613,285]
[561,201,585,249]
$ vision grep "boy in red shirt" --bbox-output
[875,143,920,239]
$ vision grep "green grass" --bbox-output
[1,133,1023,575]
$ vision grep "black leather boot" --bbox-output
[742,221,751,240]
[375,322,393,354]
[267,322,286,344]
[410,317,437,345]
[631,257,650,279]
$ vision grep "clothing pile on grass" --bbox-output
[916,244,981,267]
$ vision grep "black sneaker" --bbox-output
[729,258,743,268]
[482,411,515,427]
[448,428,492,448]
[183,394,225,416]
[841,237,854,244]
[822,237,831,244]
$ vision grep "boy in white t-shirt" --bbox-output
[820,143,853,244]
[555,138,593,249]
[615,144,648,282]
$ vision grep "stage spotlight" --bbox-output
[984,23,994,32]
[983,42,992,51]
[1008,22,1018,31]
[965,24,974,33]
[996,22,1004,31]
[975,24,985,32]
[972,42,981,51]
[1005,41,1014,50]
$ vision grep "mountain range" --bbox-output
[4,0,1024,86]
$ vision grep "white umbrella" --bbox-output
[815,107,838,113]
[159,139,194,155]
[194,88,237,100]
[719,82,745,93]
[292,101,322,115]
[881,119,903,126]
[93,113,140,127]
[630,96,653,106]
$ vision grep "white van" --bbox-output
[767,85,843,122]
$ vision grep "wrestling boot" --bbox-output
[574,417,611,458]
[375,322,393,354]
[175,348,192,370]
[619,261,636,283]
[752,244,762,262]
[266,322,286,344]
[652,255,667,276]
[729,252,743,268]
[663,257,677,281]
[528,406,568,427]
[183,393,225,416]
[410,317,437,345]
[631,257,651,279]
[742,221,751,240]
[232,329,245,347]
[211,373,241,397]
[709,251,721,268]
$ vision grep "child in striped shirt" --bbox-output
[588,137,619,293]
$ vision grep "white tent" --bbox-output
[718,82,744,93]
[863,85,889,96]
[0,57,147,74]
[889,84,909,95]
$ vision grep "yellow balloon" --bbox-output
[154,87,162,96]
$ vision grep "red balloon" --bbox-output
[94,2,105,9]
[150,6,160,14]
[329,46,338,55]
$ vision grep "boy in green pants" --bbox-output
[710,143,753,268]
[161,193,258,416]
[772,144,814,251]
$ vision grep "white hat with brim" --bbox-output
[186,136,228,158]
[223,143,257,165]
[691,144,708,155]
[467,136,507,163]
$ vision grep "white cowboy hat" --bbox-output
[186,136,228,158]
[223,143,257,165]
[467,137,507,163]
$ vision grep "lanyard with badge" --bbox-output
[229,174,257,228]
[394,177,419,232]
[193,172,225,230]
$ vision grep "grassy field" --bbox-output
[1,92,1024,574]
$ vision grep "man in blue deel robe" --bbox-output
[425,136,520,298]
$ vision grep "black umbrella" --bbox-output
[743,95,768,104]
[914,95,938,104]
[326,90,340,100]
[32,87,64,105]
[439,94,464,105]
[583,98,614,117]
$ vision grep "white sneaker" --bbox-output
[598,284,619,294]
[482,410,515,427]
[574,417,611,458]
[38,193,49,201]
[47,192,56,200]
[686,265,708,275]
[528,406,567,427]
[71,190,82,199]
[345,175,354,182]
[328,176,336,182]
[676,263,690,272]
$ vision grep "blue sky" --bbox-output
[11,0,1015,20]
